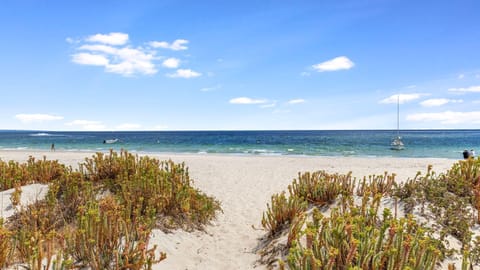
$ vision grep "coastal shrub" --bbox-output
[259,169,454,269]
[288,171,354,205]
[262,192,307,236]
[9,200,62,270]
[46,171,96,224]
[284,195,441,270]
[0,150,220,268]
[0,156,66,191]
[356,172,397,197]
[395,159,480,247]
[80,149,137,182]
[66,195,165,269]
[0,220,12,268]
[10,184,22,207]
[79,150,221,230]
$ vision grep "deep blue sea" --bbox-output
[0,130,479,159]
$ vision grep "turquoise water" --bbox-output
[0,130,479,159]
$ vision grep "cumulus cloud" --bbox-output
[380,93,425,104]
[116,123,141,130]
[70,33,199,77]
[71,34,156,76]
[288,99,305,104]
[149,39,189,51]
[407,111,480,124]
[162,58,180,68]
[229,97,267,104]
[86,32,129,45]
[420,98,463,107]
[312,56,354,72]
[167,69,201,78]
[72,53,110,66]
[65,120,105,130]
[15,114,63,123]
[448,85,480,93]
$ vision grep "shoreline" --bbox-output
[0,148,460,161]
[0,150,459,269]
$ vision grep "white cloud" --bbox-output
[86,32,129,45]
[229,97,267,104]
[79,44,117,54]
[288,99,305,104]
[73,43,156,76]
[458,74,465,79]
[312,56,354,72]
[162,58,180,69]
[15,114,64,123]
[448,85,480,93]
[116,123,141,130]
[420,98,463,107]
[380,93,425,104]
[65,120,106,130]
[149,39,189,51]
[167,69,201,78]
[407,111,480,124]
[70,33,200,77]
[72,53,109,66]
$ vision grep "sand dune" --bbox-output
[0,150,457,269]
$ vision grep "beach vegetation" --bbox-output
[0,156,66,191]
[262,192,307,236]
[260,159,480,269]
[0,219,13,269]
[0,150,220,269]
[285,198,441,270]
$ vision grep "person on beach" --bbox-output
[463,149,469,159]
[470,149,475,158]
[51,143,55,152]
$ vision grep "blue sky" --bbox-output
[1,0,480,131]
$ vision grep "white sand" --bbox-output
[0,150,458,269]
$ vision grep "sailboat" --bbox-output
[390,95,405,150]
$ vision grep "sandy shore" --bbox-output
[0,150,458,269]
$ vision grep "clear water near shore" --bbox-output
[0,130,479,159]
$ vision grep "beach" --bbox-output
[0,150,458,269]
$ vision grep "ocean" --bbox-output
[0,130,479,159]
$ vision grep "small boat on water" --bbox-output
[391,136,404,151]
[391,95,405,151]
[103,139,119,144]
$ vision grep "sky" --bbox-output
[1,0,480,131]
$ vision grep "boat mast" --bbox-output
[397,95,400,137]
